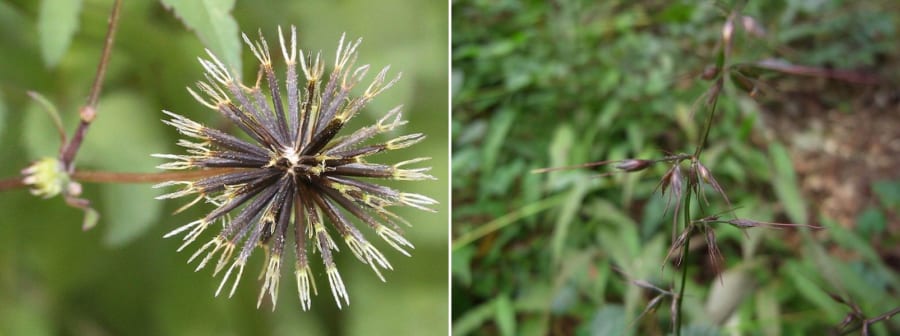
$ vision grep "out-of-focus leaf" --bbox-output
[79,91,167,246]
[856,206,885,237]
[680,324,722,336]
[100,184,159,246]
[452,246,475,286]
[481,108,516,177]
[22,100,72,158]
[872,179,900,210]
[584,305,626,336]
[545,123,579,191]
[551,180,588,264]
[549,283,577,313]
[783,261,842,322]
[819,217,900,289]
[768,142,807,223]
[81,206,99,231]
[518,314,549,336]
[0,297,53,336]
[590,199,640,270]
[0,92,6,140]
[675,103,698,144]
[755,284,782,336]
[160,0,241,76]
[705,265,753,325]
[453,298,500,336]
[495,295,516,336]
[38,0,83,67]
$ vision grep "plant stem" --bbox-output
[0,169,238,192]
[693,78,722,160]
[674,186,693,336]
[58,0,122,172]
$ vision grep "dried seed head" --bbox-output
[663,224,693,270]
[705,228,724,284]
[615,159,652,172]
[701,65,719,80]
[156,26,435,310]
[657,164,685,243]
[693,161,732,208]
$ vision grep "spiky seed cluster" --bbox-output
[154,26,436,310]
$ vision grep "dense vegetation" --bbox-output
[452,1,898,335]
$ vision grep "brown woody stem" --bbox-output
[58,0,122,172]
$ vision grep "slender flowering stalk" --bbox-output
[154,26,436,310]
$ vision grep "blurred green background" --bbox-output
[452,0,898,335]
[0,0,448,335]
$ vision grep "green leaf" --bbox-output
[755,285,782,336]
[551,180,589,264]
[79,91,167,246]
[495,295,516,336]
[453,299,500,336]
[38,0,83,67]
[451,246,475,286]
[0,92,6,140]
[872,179,900,210]
[584,305,626,336]
[768,142,807,223]
[481,108,516,177]
[856,206,885,237]
[783,261,842,322]
[22,99,72,158]
[160,0,242,76]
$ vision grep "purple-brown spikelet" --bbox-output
[153,26,436,310]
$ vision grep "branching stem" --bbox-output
[58,0,122,172]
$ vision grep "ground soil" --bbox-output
[760,77,900,266]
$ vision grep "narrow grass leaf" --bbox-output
[0,92,6,140]
[452,298,502,336]
[585,305,626,336]
[495,295,516,336]
[481,108,516,176]
[755,285,782,336]
[768,142,807,223]
[551,181,589,264]
[782,261,843,322]
[819,217,900,288]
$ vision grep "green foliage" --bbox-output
[160,0,242,74]
[769,142,807,223]
[0,92,5,139]
[453,0,899,334]
[38,0,82,67]
[0,0,447,335]
[84,92,166,246]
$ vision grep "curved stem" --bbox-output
[674,187,693,336]
[693,78,723,160]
